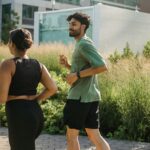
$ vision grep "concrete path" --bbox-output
[0,128,150,150]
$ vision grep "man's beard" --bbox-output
[69,29,81,37]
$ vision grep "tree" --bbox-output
[2,10,19,43]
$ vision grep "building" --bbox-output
[0,0,80,41]
[138,0,150,13]
[34,3,150,52]
[93,0,150,13]
[0,0,150,42]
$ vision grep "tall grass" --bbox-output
[0,43,73,73]
[0,44,150,141]
[99,58,150,141]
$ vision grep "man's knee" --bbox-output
[66,128,79,142]
[67,133,78,142]
[86,129,101,143]
[87,132,98,143]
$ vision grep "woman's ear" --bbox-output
[11,42,16,49]
[8,42,16,55]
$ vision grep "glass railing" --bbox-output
[38,7,93,44]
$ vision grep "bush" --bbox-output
[143,41,150,58]
[108,50,121,63]
[0,43,150,142]
[121,42,134,59]
[0,105,7,127]
[99,59,150,142]
[119,75,150,141]
[41,100,65,134]
[108,43,134,64]
[100,99,122,136]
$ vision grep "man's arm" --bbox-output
[79,65,107,78]
[59,55,71,70]
[66,41,107,85]
[66,65,107,86]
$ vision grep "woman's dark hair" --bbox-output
[9,28,33,51]
[67,12,90,32]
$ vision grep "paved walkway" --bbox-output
[0,127,150,150]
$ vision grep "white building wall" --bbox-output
[97,4,150,53]
[80,0,90,6]
[34,3,150,53]
[1,0,11,4]
[13,2,22,27]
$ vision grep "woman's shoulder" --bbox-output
[29,58,43,66]
[29,58,44,71]
[29,58,39,63]
[0,58,15,72]
[0,58,15,66]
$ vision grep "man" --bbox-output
[60,12,110,150]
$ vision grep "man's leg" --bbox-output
[66,127,80,150]
[85,128,111,150]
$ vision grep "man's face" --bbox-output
[68,18,83,37]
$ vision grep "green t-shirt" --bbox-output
[67,35,106,103]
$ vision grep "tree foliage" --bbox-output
[2,10,19,43]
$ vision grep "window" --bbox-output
[2,4,11,22]
[46,8,57,11]
[22,5,38,25]
[46,8,53,11]
[55,0,80,5]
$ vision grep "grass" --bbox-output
[99,58,150,141]
[0,43,150,141]
[0,43,73,73]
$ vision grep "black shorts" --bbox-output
[63,100,100,130]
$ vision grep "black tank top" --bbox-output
[8,57,42,96]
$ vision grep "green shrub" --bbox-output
[100,99,122,136]
[121,42,134,59]
[98,59,150,142]
[0,43,150,142]
[41,100,65,134]
[108,50,121,63]
[0,105,7,127]
[98,72,123,137]
[143,41,150,58]
[108,43,134,64]
[119,75,150,141]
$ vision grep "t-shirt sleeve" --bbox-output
[78,42,106,67]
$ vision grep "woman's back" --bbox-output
[8,57,41,96]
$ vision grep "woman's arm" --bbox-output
[0,60,14,104]
[36,65,58,101]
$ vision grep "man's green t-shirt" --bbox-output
[67,35,106,103]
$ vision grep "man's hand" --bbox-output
[66,73,78,86]
[59,55,71,69]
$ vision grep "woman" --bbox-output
[0,28,58,150]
